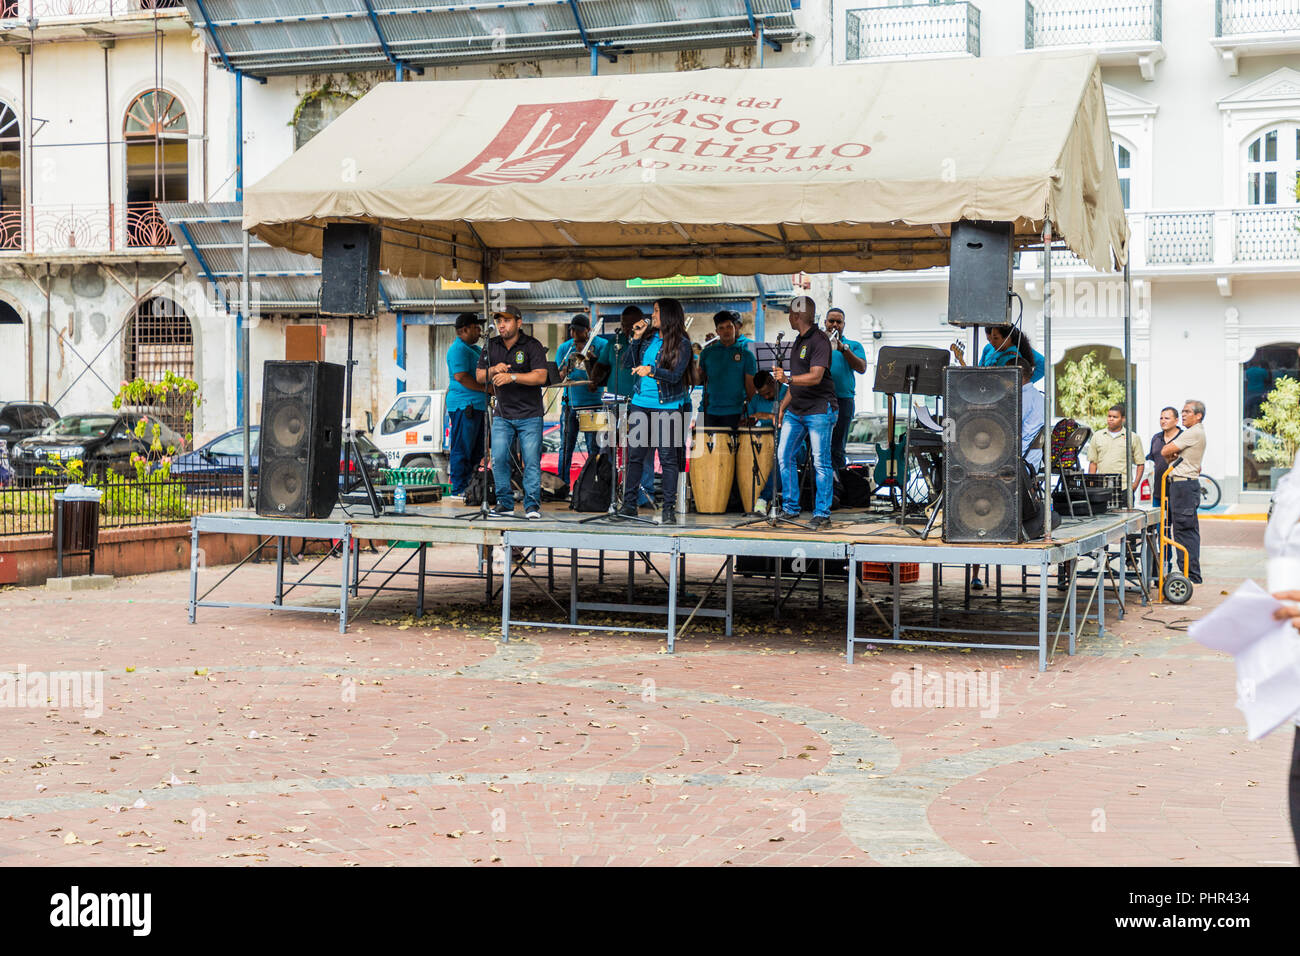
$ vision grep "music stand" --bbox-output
[873,346,948,533]
[339,316,383,517]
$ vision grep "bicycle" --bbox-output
[1198,473,1221,510]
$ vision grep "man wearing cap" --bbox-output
[697,310,757,428]
[824,306,867,472]
[476,306,549,519]
[445,312,487,495]
[555,313,612,493]
[773,295,838,530]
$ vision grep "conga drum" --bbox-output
[735,425,776,514]
[689,427,737,514]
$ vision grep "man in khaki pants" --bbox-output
[1087,403,1145,505]
[1160,400,1207,584]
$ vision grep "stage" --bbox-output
[187,502,1158,671]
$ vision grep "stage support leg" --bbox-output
[931,563,939,626]
[188,521,199,624]
[486,545,494,606]
[627,552,634,604]
[1119,534,1127,618]
[275,536,284,606]
[892,562,901,642]
[1069,561,1078,655]
[569,547,578,626]
[351,538,360,598]
[1140,525,1151,605]
[501,533,512,643]
[1037,556,1049,672]
[339,529,351,635]
[599,549,604,585]
[548,548,554,594]
[774,557,782,621]
[416,544,426,618]
[1097,550,1106,639]
[725,556,734,637]
[818,559,825,610]
[846,555,858,664]
[667,543,679,653]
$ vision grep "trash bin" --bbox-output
[53,485,102,577]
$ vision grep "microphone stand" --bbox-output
[734,333,812,531]
[598,324,657,525]
[459,319,496,521]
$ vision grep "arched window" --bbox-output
[293,92,355,150]
[1053,345,1137,433]
[1114,140,1131,210]
[1243,341,1300,492]
[123,297,195,442]
[124,90,187,247]
[1244,123,1300,206]
[0,100,21,250]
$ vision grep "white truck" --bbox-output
[371,390,449,475]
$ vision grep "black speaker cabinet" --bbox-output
[943,366,1022,543]
[947,220,1013,328]
[320,223,381,317]
[256,361,346,518]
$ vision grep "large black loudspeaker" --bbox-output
[948,220,1013,327]
[256,361,346,519]
[320,223,381,317]
[943,366,1022,543]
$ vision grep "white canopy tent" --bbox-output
[243,49,1134,539]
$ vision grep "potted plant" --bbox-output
[1252,375,1300,489]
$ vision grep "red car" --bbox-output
[541,422,587,487]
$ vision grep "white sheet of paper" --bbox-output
[913,403,943,433]
[1190,579,1300,740]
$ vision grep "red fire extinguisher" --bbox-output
[1138,475,1152,505]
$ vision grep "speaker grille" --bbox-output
[942,366,1022,544]
[256,360,346,519]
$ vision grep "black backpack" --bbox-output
[569,451,613,512]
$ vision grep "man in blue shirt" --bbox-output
[697,310,757,428]
[824,307,867,472]
[445,312,487,494]
[555,313,611,493]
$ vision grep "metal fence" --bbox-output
[1025,0,1162,48]
[1216,0,1300,36]
[0,471,245,538]
[846,2,980,60]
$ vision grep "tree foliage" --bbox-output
[1056,351,1126,432]
[1253,375,1300,468]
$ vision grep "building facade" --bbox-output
[0,0,1295,506]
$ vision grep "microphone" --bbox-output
[775,331,785,345]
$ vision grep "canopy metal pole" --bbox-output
[241,227,251,508]
[1123,255,1134,507]
[1042,221,1053,543]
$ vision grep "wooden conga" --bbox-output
[688,427,737,514]
[735,425,776,514]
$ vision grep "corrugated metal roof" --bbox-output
[160,201,793,314]
[185,0,801,76]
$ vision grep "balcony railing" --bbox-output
[1233,206,1300,262]
[846,2,980,60]
[1025,0,1162,47]
[0,201,176,253]
[1216,0,1300,36]
[0,0,182,20]
[1145,211,1215,265]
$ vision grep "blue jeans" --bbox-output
[490,415,543,512]
[832,395,854,472]
[779,404,837,518]
[447,406,485,493]
[559,405,599,490]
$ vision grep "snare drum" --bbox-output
[576,409,609,432]
[688,427,737,514]
[735,425,776,514]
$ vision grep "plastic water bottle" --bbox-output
[394,483,407,515]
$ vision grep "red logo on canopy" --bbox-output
[440,100,616,186]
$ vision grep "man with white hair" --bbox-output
[1160,399,1207,584]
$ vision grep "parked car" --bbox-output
[8,412,185,484]
[170,425,386,489]
[0,401,59,445]
[541,422,588,488]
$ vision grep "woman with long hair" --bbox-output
[950,324,1046,385]
[618,297,695,523]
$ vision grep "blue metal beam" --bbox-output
[743,0,782,51]
[567,1,618,63]
[361,0,425,76]
[573,279,592,316]
[178,220,246,427]
[752,275,767,342]
[188,0,234,74]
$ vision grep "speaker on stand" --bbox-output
[947,220,1014,328]
[942,366,1022,544]
[318,222,383,516]
[257,361,346,518]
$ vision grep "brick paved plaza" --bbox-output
[0,520,1294,867]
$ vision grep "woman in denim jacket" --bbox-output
[618,297,695,523]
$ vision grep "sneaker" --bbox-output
[754,497,768,515]
[488,505,515,519]
[525,509,541,520]
[970,576,984,591]
[809,516,831,531]
[780,510,801,522]
[616,504,639,519]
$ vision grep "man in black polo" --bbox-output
[476,306,549,519]
[772,295,838,529]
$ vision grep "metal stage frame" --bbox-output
[187,506,1159,671]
